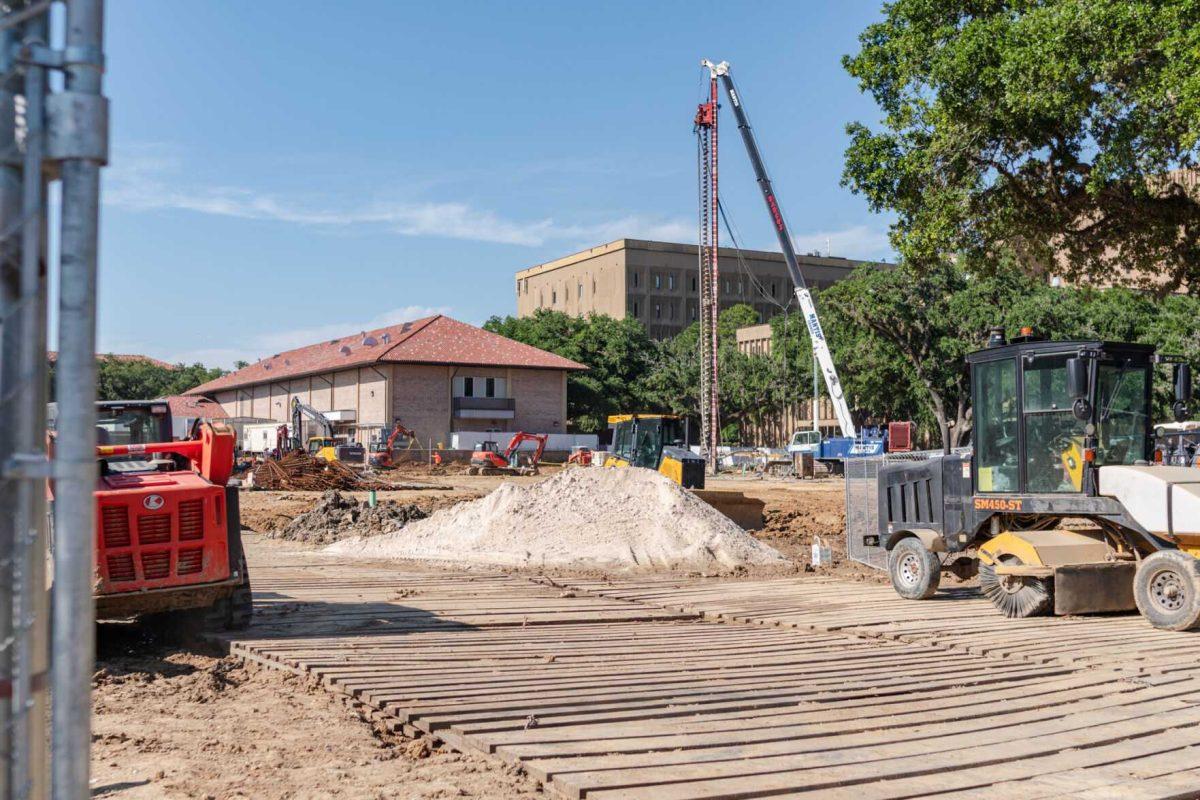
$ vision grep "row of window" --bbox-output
[452,376,507,399]
[631,270,788,299]
[628,300,769,324]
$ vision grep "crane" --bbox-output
[700,59,857,439]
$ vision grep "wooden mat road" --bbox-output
[556,576,1200,679]
[221,544,1200,799]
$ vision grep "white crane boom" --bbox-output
[702,59,857,438]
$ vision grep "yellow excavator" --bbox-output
[290,397,364,463]
[600,414,763,528]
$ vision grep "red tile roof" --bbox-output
[48,351,175,370]
[185,315,586,396]
[163,395,228,419]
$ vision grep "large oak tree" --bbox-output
[843,0,1200,292]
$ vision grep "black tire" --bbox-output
[1134,550,1200,631]
[204,557,253,631]
[979,558,1053,618]
[888,538,941,600]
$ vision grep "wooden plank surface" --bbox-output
[223,540,1200,799]
[557,575,1200,677]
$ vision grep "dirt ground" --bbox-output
[238,470,886,583]
[92,470,885,799]
[91,623,541,800]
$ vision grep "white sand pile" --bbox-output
[324,467,788,571]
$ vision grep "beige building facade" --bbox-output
[515,239,884,340]
[188,315,585,448]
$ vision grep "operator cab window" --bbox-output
[1096,361,1150,466]
[1023,354,1087,492]
[974,359,1018,492]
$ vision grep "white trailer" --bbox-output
[242,422,288,455]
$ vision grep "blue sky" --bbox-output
[98,1,892,367]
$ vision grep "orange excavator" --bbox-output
[469,432,547,476]
[370,420,418,468]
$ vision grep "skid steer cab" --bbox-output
[877,330,1200,630]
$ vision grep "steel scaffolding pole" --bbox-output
[51,1,107,798]
[0,11,22,798]
[13,10,51,798]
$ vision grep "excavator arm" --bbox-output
[503,432,548,467]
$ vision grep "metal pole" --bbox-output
[15,10,51,796]
[51,1,107,798]
[0,6,29,796]
[11,10,51,798]
[0,18,20,800]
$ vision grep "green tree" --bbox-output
[76,357,226,402]
[483,310,657,432]
[843,0,1200,291]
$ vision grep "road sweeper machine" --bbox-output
[871,329,1200,630]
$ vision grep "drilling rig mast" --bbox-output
[693,71,720,472]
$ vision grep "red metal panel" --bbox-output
[93,471,230,595]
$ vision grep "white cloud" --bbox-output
[105,147,690,249]
[152,304,452,369]
[791,225,894,261]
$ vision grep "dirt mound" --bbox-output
[271,490,428,545]
[326,467,788,571]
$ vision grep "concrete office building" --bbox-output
[515,239,883,340]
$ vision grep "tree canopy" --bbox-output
[483,310,658,433]
[504,271,1200,448]
[50,357,226,402]
[842,0,1200,292]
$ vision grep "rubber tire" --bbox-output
[888,537,941,600]
[1134,550,1200,631]
[205,558,253,631]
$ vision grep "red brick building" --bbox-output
[186,315,585,447]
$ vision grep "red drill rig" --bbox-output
[468,432,548,476]
[89,421,252,628]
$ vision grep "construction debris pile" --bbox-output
[250,452,389,491]
[273,491,428,545]
[326,467,788,571]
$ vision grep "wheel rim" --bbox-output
[1148,567,1188,613]
[897,552,922,587]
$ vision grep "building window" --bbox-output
[578,283,583,300]
[723,278,730,293]
[691,276,697,292]
[737,279,743,295]
[655,303,661,319]
[592,278,596,294]
[654,274,661,289]
[552,289,557,304]
[632,272,639,288]
[538,292,544,308]
[690,304,697,321]
[668,274,675,290]
[771,281,777,297]
[454,376,506,398]
[632,301,639,317]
